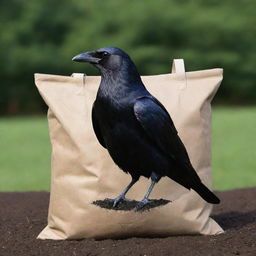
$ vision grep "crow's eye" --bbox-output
[102,51,109,57]
[95,51,109,58]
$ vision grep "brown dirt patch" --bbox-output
[93,198,170,211]
[0,188,255,256]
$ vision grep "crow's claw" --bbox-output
[134,198,151,211]
[108,195,131,208]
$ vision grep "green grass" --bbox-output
[0,107,255,191]
[212,106,256,190]
[0,116,51,191]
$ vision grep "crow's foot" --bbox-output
[134,198,151,211]
[108,195,131,208]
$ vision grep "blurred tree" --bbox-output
[0,0,82,114]
[0,0,255,115]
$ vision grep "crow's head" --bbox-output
[72,47,131,72]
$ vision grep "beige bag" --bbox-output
[35,59,223,240]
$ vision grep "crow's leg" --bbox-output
[110,176,139,207]
[134,172,161,211]
[134,180,156,211]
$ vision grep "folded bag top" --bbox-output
[35,59,223,240]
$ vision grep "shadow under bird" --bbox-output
[72,47,220,211]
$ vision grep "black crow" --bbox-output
[72,47,220,210]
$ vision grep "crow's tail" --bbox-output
[193,182,220,204]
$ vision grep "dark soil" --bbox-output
[0,188,256,256]
[93,198,170,211]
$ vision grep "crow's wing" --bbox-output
[133,96,191,164]
[133,97,220,203]
[92,103,106,148]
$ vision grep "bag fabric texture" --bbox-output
[35,59,223,240]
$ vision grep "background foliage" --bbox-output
[0,0,255,115]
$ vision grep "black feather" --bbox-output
[193,183,220,204]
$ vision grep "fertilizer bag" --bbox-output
[35,59,223,239]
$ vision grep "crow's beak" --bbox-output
[72,51,100,64]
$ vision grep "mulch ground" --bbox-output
[0,188,255,256]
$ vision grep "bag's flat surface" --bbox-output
[35,61,223,239]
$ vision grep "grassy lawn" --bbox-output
[0,117,51,191]
[0,106,255,191]
[212,106,256,190]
